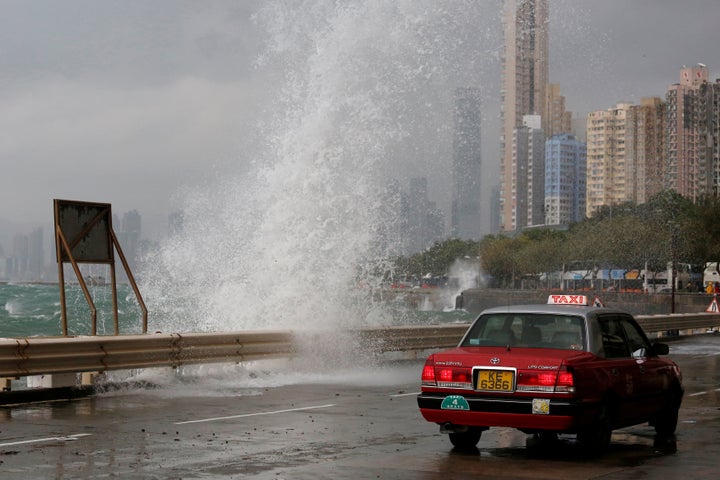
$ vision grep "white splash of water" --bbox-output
[442,258,482,310]
[141,1,495,334]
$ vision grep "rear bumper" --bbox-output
[417,393,589,432]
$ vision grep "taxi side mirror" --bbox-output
[651,342,670,356]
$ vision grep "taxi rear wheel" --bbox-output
[448,428,483,449]
[577,402,612,455]
[654,385,682,436]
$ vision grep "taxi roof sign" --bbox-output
[547,294,590,306]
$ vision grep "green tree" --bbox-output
[393,239,480,279]
[479,235,522,288]
[390,189,720,289]
[684,194,720,265]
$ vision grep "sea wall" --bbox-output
[455,289,717,315]
[380,288,715,316]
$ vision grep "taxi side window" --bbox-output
[598,317,631,358]
[620,318,650,358]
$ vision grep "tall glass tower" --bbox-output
[451,87,483,240]
[499,0,549,232]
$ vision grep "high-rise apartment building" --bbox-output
[545,133,586,225]
[664,64,720,201]
[500,0,549,232]
[513,115,546,228]
[9,234,29,280]
[626,97,666,203]
[586,98,667,215]
[666,64,709,201]
[586,103,631,217]
[116,210,142,271]
[698,78,720,197]
[545,83,573,138]
[451,87,483,240]
[0,228,45,281]
[27,228,44,280]
[406,177,445,253]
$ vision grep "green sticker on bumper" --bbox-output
[441,395,470,411]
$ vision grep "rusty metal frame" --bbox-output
[54,199,148,336]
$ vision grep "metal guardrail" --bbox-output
[635,313,720,333]
[1,314,719,379]
[355,313,720,353]
[0,331,295,378]
[354,324,471,353]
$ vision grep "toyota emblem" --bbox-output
[490,357,500,365]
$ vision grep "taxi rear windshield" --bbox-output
[461,313,586,351]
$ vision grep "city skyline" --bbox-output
[2,1,720,241]
[0,207,149,282]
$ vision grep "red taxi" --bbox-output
[417,295,683,452]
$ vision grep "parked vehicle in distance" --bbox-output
[417,294,683,453]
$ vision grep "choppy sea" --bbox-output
[0,283,145,338]
[0,283,475,338]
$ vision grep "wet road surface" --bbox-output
[0,334,718,479]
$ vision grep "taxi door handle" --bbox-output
[610,368,619,376]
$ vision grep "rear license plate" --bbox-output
[476,370,514,392]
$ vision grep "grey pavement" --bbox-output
[0,335,718,479]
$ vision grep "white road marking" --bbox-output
[174,403,336,425]
[688,387,720,397]
[0,433,92,448]
[390,392,420,397]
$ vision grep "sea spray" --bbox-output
[140,1,496,355]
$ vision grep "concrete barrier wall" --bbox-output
[380,288,717,315]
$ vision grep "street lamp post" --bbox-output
[667,224,680,336]
[670,224,679,314]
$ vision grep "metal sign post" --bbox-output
[54,199,148,336]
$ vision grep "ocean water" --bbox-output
[0,283,475,339]
[0,283,145,338]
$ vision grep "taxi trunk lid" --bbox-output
[425,347,593,396]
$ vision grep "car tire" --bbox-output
[654,384,682,436]
[577,402,612,455]
[448,427,482,449]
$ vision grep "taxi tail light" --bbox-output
[421,357,436,386]
[555,367,575,393]
[517,366,575,395]
[421,357,472,389]
[436,366,473,388]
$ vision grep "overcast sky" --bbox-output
[2,0,720,247]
